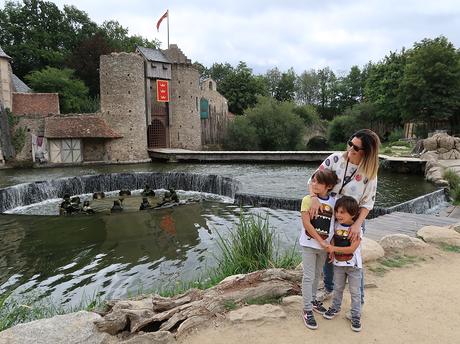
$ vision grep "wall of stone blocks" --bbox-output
[12,93,60,115]
[100,53,149,162]
[168,64,202,150]
[83,138,108,161]
[12,115,46,162]
[0,60,12,110]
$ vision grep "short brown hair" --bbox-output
[334,196,359,219]
[312,170,339,190]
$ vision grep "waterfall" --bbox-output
[0,172,241,213]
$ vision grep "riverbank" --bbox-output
[180,249,460,344]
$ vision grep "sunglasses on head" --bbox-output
[347,140,364,152]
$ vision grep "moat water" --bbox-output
[0,163,438,308]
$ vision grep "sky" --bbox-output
[2,0,460,75]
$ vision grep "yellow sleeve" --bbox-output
[301,195,312,212]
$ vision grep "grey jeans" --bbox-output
[301,246,327,311]
[331,265,362,319]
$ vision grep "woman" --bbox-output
[308,129,380,304]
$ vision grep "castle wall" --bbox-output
[200,79,229,146]
[100,53,149,162]
[12,93,60,115]
[168,64,201,150]
[83,139,107,161]
[12,115,45,162]
[0,59,12,109]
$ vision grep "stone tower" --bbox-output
[0,46,13,110]
[162,45,201,150]
[100,53,149,162]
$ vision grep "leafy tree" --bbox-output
[66,32,112,96]
[296,69,319,105]
[274,67,296,102]
[293,104,320,126]
[327,115,361,146]
[264,67,281,97]
[25,67,95,113]
[317,67,339,120]
[225,97,305,150]
[207,62,234,85]
[100,20,159,52]
[399,36,460,123]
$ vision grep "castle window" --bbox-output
[162,64,168,70]
[209,81,213,90]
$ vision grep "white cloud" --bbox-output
[1,0,459,74]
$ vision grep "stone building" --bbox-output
[1,43,230,166]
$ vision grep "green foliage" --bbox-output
[327,115,360,146]
[225,97,305,150]
[245,296,282,305]
[439,244,460,253]
[222,300,238,311]
[379,255,419,268]
[400,36,460,123]
[11,126,26,153]
[293,104,320,126]
[25,67,94,113]
[296,69,319,105]
[443,169,460,205]
[388,128,405,143]
[274,68,296,102]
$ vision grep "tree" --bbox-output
[25,67,94,113]
[399,36,460,123]
[66,32,112,97]
[100,20,159,52]
[274,67,296,102]
[317,67,339,120]
[264,67,281,98]
[296,69,319,105]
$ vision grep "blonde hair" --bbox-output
[343,129,380,180]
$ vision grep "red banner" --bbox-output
[156,80,169,102]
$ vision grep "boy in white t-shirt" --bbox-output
[300,170,339,330]
[323,196,363,332]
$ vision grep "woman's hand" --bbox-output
[308,196,320,219]
[348,222,361,242]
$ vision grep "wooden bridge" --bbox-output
[365,211,458,241]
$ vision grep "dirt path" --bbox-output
[180,251,460,344]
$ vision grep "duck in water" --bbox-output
[111,200,123,213]
[139,197,152,210]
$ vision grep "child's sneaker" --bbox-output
[351,317,362,332]
[302,310,318,330]
[323,307,340,319]
[311,300,327,314]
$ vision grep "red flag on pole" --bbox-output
[156,10,168,31]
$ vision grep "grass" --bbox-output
[443,169,460,205]
[369,255,421,276]
[222,300,238,311]
[244,295,282,305]
[439,243,460,253]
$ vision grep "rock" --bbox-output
[122,331,176,344]
[417,225,460,247]
[228,304,286,323]
[420,151,439,162]
[434,179,449,187]
[379,234,429,253]
[221,274,246,283]
[439,135,455,150]
[281,295,302,307]
[361,237,385,263]
[0,311,116,344]
[437,147,449,154]
[423,137,438,151]
[448,223,460,234]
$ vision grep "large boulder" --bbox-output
[361,237,385,263]
[228,304,286,323]
[423,136,438,151]
[439,135,455,151]
[379,234,429,253]
[0,311,116,344]
[421,151,439,162]
[417,225,460,247]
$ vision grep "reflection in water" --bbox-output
[2,201,288,307]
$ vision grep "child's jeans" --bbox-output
[301,246,327,311]
[331,265,362,319]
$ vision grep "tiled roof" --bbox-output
[0,46,11,60]
[12,74,31,93]
[136,46,170,63]
[44,116,122,139]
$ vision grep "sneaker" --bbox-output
[311,300,327,314]
[323,307,340,320]
[351,317,362,332]
[302,310,318,330]
[316,289,333,302]
[346,304,363,320]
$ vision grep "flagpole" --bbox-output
[167,9,170,49]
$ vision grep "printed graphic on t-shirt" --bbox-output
[333,227,353,261]
[307,203,333,240]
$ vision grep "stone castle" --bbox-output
[0,44,230,166]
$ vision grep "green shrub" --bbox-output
[327,115,360,146]
[224,116,259,150]
[388,128,405,142]
[443,169,460,204]
[293,104,320,126]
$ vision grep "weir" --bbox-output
[0,172,449,217]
